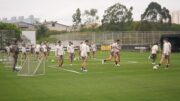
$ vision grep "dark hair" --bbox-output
[58,40,61,43]
[116,39,120,42]
[85,40,89,43]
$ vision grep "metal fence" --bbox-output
[51,31,180,50]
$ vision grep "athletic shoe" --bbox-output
[116,64,120,67]
[84,69,88,72]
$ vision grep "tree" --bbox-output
[36,25,49,39]
[72,8,81,29]
[141,2,171,24]
[101,3,133,31]
[0,22,21,38]
[82,8,99,28]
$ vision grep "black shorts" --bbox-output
[58,55,64,60]
[151,54,157,59]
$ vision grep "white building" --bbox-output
[171,11,180,24]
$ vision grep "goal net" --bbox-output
[17,56,45,76]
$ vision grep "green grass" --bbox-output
[0,51,180,101]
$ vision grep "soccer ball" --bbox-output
[153,65,158,70]
[51,59,55,63]
[15,66,22,71]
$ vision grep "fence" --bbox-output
[51,31,180,50]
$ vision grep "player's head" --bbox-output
[58,40,61,45]
[85,40,89,44]
[116,39,120,44]
[155,42,158,45]
[69,41,71,45]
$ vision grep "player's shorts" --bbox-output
[114,51,120,56]
[81,56,87,61]
[58,55,64,60]
[162,54,170,59]
[70,53,75,59]
[151,54,157,59]
[36,52,39,54]
[44,52,48,56]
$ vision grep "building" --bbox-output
[13,22,36,31]
[44,21,71,32]
[171,11,180,24]
[0,15,39,24]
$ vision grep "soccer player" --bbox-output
[113,39,121,66]
[91,42,97,58]
[42,42,48,59]
[21,44,27,59]
[80,40,89,72]
[157,39,172,69]
[35,43,41,60]
[55,41,64,67]
[102,42,115,64]
[150,43,159,65]
[11,40,19,71]
[67,41,75,65]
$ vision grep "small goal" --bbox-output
[17,56,45,76]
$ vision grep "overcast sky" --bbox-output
[0,0,180,25]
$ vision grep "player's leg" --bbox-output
[158,54,165,66]
[165,55,170,69]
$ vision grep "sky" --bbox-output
[0,0,180,25]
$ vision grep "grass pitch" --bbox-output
[0,51,180,101]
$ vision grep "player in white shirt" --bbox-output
[91,42,97,58]
[67,41,75,65]
[80,40,89,72]
[150,43,159,64]
[102,42,115,64]
[35,44,41,59]
[157,39,172,69]
[55,41,64,67]
[42,42,48,59]
[113,39,121,66]
[21,44,27,59]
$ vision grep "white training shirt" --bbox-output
[114,43,120,53]
[21,46,26,53]
[69,45,75,53]
[163,42,171,55]
[35,44,41,52]
[56,45,64,56]
[151,45,158,54]
[79,44,83,51]
[42,45,47,52]
[81,43,88,57]
[91,44,97,51]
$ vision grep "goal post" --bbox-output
[17,56,45,76]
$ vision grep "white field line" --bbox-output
[62,68,81,74]
[48,65,81,74]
